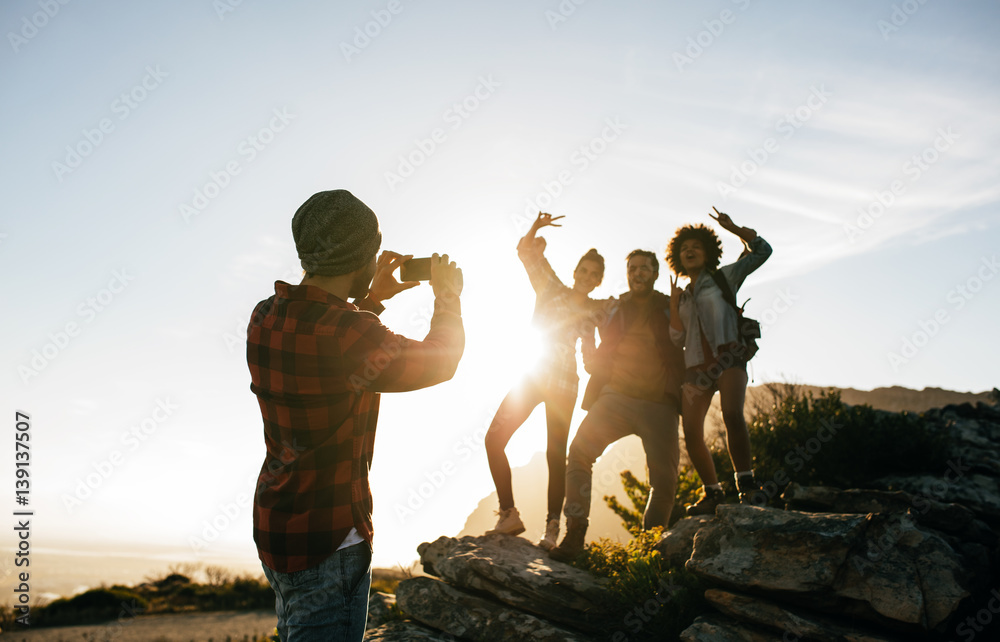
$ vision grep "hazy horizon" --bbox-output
[5,383,992,605]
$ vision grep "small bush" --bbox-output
[576,528,707,640]
[748,386,948,492]
[33,587,148,627]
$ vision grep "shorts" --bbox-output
[684,342,748,393]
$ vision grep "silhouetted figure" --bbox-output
[484,212,608,551]
[667,208,772,514]
[549,250,686,562]
[247,190,464,640]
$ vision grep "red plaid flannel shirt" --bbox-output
[247,281,463,573]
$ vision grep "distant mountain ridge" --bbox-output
[457,384,993,544]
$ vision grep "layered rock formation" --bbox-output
[363,400,1000,641]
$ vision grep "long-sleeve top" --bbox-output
[582,290,686,410]
[516,238,612,397]
[669,236,772,368]
[247,281,464,573]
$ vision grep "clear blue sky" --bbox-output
[2,0,998,578]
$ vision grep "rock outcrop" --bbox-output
[364,400,1000,641]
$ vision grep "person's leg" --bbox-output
[681,382,719,486]
[717,367,751,472]
[261,542,373,642]
[562,391,633,528]
[637,397,680,530]
[543,391,575,520]
[551,391,633,561]
[262,563,289,641]
[485,379,545,511]
[717,366,765,504]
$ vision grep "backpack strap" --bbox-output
[708,269,741,313]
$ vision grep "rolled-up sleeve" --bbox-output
[321,297,465,395]
[721,236,772,292]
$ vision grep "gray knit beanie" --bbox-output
[291,190,382,276]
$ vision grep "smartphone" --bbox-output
[400,257,432,281]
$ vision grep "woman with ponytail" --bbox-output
[484,212,609,551]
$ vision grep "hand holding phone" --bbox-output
[430,254,462,300]
[400,257,432,281]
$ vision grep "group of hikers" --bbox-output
[246,189,771,640]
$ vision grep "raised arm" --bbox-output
[710,208,772,290]
[344,254,465,394]
[710,207,757,247]
[516,212,568,295]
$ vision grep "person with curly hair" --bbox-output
[667,208,772,514]
[484,212,610,551]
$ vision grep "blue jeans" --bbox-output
[262,542,372,642]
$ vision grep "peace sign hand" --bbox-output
[669,273,683,301]
[531,211,565,231]
[709,206,737,232]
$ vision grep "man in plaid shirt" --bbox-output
[247,190,464,640]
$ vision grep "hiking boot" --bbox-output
[548,520,587,562]
[685,485,726,517]
[537,517,560,551]
[736,474,768,507]
[485,507,525,536]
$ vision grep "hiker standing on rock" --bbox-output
[549,249,686,562]
[247,190,465,641]
[484,211,610,551]
[667,208,772,515]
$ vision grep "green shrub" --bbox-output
[33,587,148,627]
[748,386,948,492]
[575,528,708,640]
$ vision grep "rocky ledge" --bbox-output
[364,400,1000,641]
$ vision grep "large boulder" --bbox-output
[781,484,997,548]
[366,592,397,630]
[874,473,1000,525]
[701,589,902,642]
[686,505,970,632]
[417,534,613,631]
[655,516,712,567]
[364,620,457,641]
[395,576,597,642]
[679,614,778,641]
